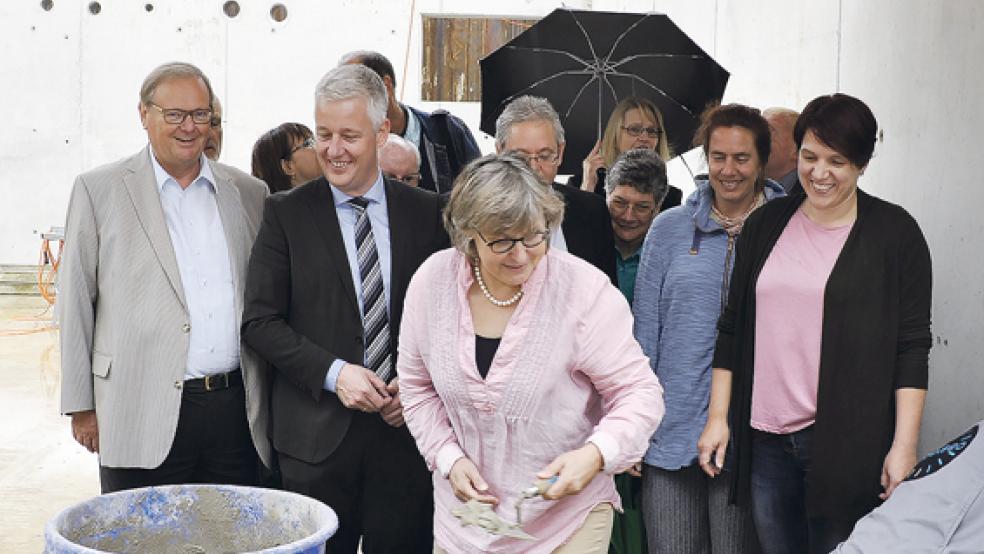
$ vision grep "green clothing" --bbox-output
[616,249,641,305]
[612,248,647,554]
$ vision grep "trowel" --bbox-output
[450,476,558,541]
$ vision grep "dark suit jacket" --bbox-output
[552,183,618,284]
[407,105,481,194]
[241,176,449,464]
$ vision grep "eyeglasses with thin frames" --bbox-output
[508,150,560,167]
[287,137,316,158]
[147,103,212,125]
[477,230,549,254]
[621,125,662,139]
[609,197,657,218]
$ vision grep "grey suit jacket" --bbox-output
[58,146,271,469]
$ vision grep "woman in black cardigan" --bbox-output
[696,93,932,554]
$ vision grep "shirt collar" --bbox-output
[615,245,642,263]
[329,171,386,208]
[149,146,216,192]
[402,104,421,147]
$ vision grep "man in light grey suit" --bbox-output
[59,62,271,493]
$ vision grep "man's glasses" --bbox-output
[384,172,422,187]
[508,150,560,166]
[288,137,316,157]
[147,103,212,125]
[621,125,662,139]
[477,230,549,254]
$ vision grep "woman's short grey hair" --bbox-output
[444,154,565,258]
[494,96,566,150]
[605,148,669,204]
[139,62,214,107]
[315,65,388,130]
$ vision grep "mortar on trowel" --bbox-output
[451,476,558,540]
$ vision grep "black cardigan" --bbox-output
[712,189,932,522]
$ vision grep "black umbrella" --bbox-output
[480,8,729,175]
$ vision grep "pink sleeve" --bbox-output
[575,281,665,474]
[396,263,464,477]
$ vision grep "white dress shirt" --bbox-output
[151,150,239,379]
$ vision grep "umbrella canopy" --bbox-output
[480,9,729,175]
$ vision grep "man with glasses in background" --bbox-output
[494,95,617,283]
[604,149,669,305]
[204,95,223,161]
[379,133,422,187]
[59,62,270,493]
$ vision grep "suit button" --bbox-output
[182,323,191,333]
[174,381,183,389]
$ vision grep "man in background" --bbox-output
[763,107,800,194]
[379,133,422,187]
[341,50,481,193]
[204,95,223,160]
[494,95,617,284]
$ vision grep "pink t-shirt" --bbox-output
[751,208,853,434]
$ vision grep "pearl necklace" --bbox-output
[473,262,523,307]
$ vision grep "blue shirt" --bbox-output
[633,177,785,469]
[323,173,392,392]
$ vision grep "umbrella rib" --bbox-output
[602,13,654,65]
[565,9,602,64]
[610,52,707,69]
[606,70,697,116]
[600,73,620,105]
[503,45,592,68]
[562,74,600,120]
[494,70,595,112]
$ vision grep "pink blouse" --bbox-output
[752,208,853,433]
[398,248,664,553]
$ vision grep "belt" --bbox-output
[184,369,242,392]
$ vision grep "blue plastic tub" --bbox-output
[44,484,338,553]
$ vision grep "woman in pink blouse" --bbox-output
[397,155,665,553]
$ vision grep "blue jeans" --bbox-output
[750,427,856,554]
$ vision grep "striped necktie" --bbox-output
[348,197,392,382]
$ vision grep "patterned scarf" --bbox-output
[710,190,766,236]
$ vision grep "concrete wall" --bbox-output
[2,0,982,451]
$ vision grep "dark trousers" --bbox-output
[278,411,433,554]
[750,427,856,554]
[99,376,259,494]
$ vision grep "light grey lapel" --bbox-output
[211,162,249,324]
[122,147,188,311]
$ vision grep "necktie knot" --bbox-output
[348,197,370,212]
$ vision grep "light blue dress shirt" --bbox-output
[150,149,239,379]
[324,173,392,392]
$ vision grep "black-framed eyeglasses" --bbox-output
[508,149,560,166]
[147,103,212,125]
[621,125,662,139]
[287,137,316,158]
[477,230,549,254]
[384,172,422,186]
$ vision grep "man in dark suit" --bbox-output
[494,95,617,283]
[241,64,444,553]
